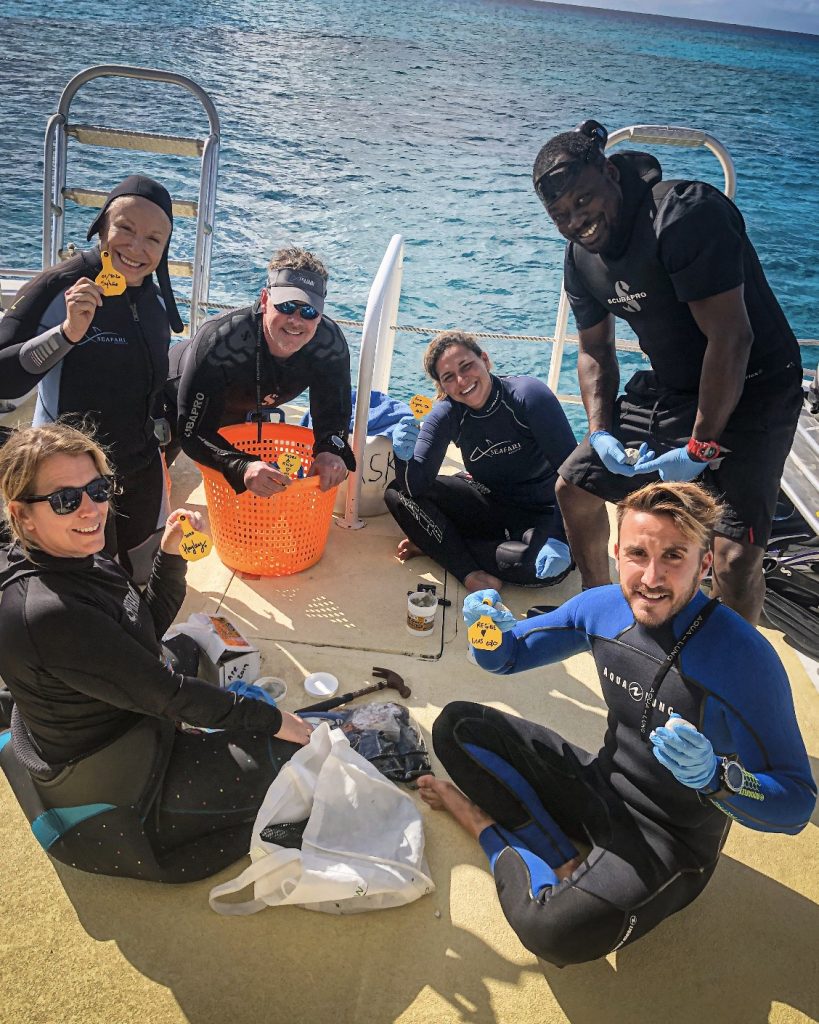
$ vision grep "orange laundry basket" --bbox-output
[197,423,339,576]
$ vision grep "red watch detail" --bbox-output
[687,438,721,463]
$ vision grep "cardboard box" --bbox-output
[165,614,260,688]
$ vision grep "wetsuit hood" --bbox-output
[86,175,184,334]
[0,543,95,592]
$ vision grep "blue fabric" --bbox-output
[535,538,572,579]
[479,824,559,894]
[301,388,412,441]
[464,741,578,865]
[226,680,278,707]
[31,803,116,850]
[0,729,11,751]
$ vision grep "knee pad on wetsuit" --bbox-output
[495,540,530,573]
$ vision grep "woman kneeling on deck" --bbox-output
[385,331,577,593]
[0,423,312,882]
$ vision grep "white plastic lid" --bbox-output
[303,672,339,697]
[254,676,287,700]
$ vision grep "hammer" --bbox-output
[296,666,410,714]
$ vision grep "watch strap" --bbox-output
[313,435,356,472]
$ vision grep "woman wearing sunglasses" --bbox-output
[385,331,578,592]
[0,176,184,584]
[168,247,355,497]
[0,423,312,882]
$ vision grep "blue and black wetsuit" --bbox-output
[0,542,297,882]
[385,375,577,585]
[433,586,815,965]
[0,248,172,580]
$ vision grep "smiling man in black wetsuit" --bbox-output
[171,247,354,495]
[532,120,803,623]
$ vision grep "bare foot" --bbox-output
[464,570,504,594]
[416,775,495,840]
[396,537,423,562]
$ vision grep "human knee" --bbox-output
[713,540,763,593]
[432,701,482,753]
[495,848,617,966]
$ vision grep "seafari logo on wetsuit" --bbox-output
[469,439,523,462]
[81,325,128,347]
[607,280,647,314]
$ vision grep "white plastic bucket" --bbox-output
[406,590,438,636]
[333,435,396,518]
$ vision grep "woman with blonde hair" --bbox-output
[0,423,311,882]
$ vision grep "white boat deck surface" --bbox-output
[1,400,817,1024]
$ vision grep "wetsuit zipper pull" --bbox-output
[129,301,140,323]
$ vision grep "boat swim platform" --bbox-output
[0,424,818,1024]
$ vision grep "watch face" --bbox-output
[701,443,719,460]
[724,760,744,793]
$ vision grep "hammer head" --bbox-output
[372,666,411,699]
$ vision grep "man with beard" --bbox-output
[532,120,803,624]
[418,481,814,966]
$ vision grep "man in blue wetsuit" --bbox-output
[385,331,577,592]
[418,481,815,966]
[532,120,803,624]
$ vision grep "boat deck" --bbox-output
[1,403,818,1024]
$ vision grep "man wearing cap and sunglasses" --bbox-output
[532,120,803,624]
[0,175,184,583]
[171,247,354,495]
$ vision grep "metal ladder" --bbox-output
[42,64,221,336]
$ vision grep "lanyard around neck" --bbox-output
[639,597,719,741]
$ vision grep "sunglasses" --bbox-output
[272,300,320,321]
[21,475,117,515]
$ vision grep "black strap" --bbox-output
[254,319,263,445]
[640,597,720,741]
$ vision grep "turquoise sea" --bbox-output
[2,0,818,433]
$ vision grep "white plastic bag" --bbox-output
[208,722,435,916]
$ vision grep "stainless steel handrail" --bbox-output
[41,64,221,336]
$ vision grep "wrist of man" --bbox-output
[313,434,356,472]
[61,321,83,345]
[686,437,722,463]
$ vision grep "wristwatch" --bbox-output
[702,757,744,799]
[687,438,722,463]
[313,434,357,472]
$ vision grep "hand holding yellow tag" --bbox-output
[468,597,503,651]
[178,513,212,561]
[277,451,302,476]
[409,394,434,420]
[94,250,127,297]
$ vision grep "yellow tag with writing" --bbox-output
[177,513,212,561]
[468,598,503,651]
[95,250,127,296]
[409,394,434,420]
[277,451,302,476]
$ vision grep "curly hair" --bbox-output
[422,330,490,399]
[266,247,329,282]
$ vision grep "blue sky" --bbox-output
[548,0,819,34]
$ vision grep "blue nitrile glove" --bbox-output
[226,680,278,707]
[633,445,709,482]
[589,431,648,477]
[535,539,572,580]
[392,415,421,461]
[462,589,518,631]
[650,713,718,790]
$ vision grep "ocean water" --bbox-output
[1,0,818,434]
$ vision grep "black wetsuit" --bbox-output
[0,248,172,578]
[559,152,803,546]
[434,586,815,966]
[0,543,298,882]
[385,375,577,585]
[170,302,352,492]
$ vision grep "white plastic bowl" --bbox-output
[303,672,339,698]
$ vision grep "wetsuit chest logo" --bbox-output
[469,439,523,462]
[607,280,647,314]
[81,325,128,347]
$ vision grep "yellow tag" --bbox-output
[177,513,212,561]
[94,250,127,296]
[468,615,502,650]
[277,451,302,476]
[409,394,434,420]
